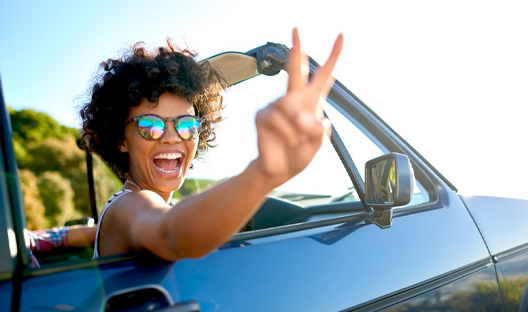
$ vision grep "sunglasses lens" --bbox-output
[137,116,165,140]
[176,116,201,140]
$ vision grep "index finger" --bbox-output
[309,33,344,96]
[286,28,309,92]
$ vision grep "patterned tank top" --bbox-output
[93,189,132,258]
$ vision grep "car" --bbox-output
[1,42,527,312]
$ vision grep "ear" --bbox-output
[118,140,128,153]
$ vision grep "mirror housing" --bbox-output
[364,153,415,229]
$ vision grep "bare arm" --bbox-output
[125,29,344,261]
[66,226,97,248]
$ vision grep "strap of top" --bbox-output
[93,189,133,258]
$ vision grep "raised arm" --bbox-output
[125,29,344,261]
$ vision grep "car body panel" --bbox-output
[461,195,528,255]
[461,195,528,311]
[20,189,490,311]
[0,281,13,311]
[1,43,526,311]
[384,265,501,311]
[494,250,528,311]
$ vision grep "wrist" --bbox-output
[245,159,281,195]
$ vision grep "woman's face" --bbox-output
[120,92,198,196]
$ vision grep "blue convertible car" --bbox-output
[1,42,527,311]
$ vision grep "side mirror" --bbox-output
[365,152,415,229]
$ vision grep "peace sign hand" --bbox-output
[253,28,344,189]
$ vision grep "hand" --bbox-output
[254,28,344,187]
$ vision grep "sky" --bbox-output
[1,0,527,199]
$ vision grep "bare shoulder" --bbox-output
[98,190,171,255]
[116,190,170,210]
[108,190,171,227]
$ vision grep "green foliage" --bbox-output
[92,155,122,215]
[12,139,29,168]
[24,136,93,216]
[8,108,75,143]
[9,107,217,227]
[9,107,122,228]
[37,171,78,227]
[18,169,47,230]
[25,137,84,175]
[172,178,216,201]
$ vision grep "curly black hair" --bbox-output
[79,38,227,178]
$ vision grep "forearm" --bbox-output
[163,160,275,259]
[66,226,96,248]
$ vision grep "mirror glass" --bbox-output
[367,158,397,205]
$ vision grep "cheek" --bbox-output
[187,140,199,159]
[126,136,152,162]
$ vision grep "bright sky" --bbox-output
[1,0,527,199]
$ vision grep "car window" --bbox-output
[323,100,430,208]
[187,70,429,221]
[187,72,354,207]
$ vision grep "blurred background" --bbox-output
[1,0,527,228]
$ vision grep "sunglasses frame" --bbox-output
[125,114,203,141]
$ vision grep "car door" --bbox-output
[3,47,503,311]
[461,195,528,311]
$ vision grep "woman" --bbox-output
[79,29,343,261]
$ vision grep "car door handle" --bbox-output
[155,300,200,312]
[105,297,200,312]
[103,285,200,312]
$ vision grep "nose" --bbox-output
[159,122,182,144]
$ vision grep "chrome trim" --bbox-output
[492,243,528,263]
[232,212,365,241]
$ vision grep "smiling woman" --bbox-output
[119,94,202,198]
[79,40,227,181]
[77,29,344,261]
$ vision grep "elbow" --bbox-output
[174,232,226,260]
[158,212,235,261]
[161,227,225,261]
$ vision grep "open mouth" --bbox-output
[153,153,183,174]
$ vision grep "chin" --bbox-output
[160,177,185,192]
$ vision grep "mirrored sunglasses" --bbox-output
[125,114,203,141]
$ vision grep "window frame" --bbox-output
[231,62,442,241]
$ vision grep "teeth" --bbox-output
[157,167,178,174]
[154,153,182,160]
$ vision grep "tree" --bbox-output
[8,108,75,143]
[25,137,94,216]
[92,155,122,216]
[37,171,77,227]
[18,169,47,230]
[8,107,155,222]
[172,178,217,201]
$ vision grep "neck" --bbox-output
[125,179,174,205]
[125,179,141,191]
